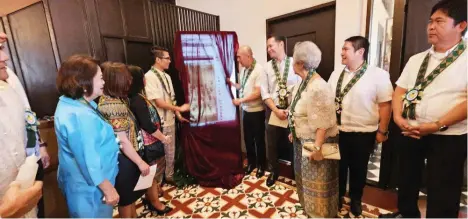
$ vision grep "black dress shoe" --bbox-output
[266,172,278,187]
[379,212,404,218]
[142,198,173,215]
[350,200,362,217]
[245,164,255,175]
[256,167,265,178]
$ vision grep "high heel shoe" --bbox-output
[142,198,173,215]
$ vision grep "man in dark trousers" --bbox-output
[328,36,393,217]
[381,0,467,218]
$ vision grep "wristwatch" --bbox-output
[435,121,448,132]
[377,129,389,137]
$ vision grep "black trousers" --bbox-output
[397,134,467,218]
[35,160,45,218]
[243,110,266,168]
[266,112,292,174]
[338,131,376,205]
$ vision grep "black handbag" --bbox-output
[140,140,165,163]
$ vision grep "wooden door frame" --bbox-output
[365,0,407,84]
[265,1,336,58]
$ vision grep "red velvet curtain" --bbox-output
[174,31,243,189]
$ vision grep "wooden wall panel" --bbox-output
[104,38,125,62]
[8,2,58,117]
[96,0,124,36]
[402,0,439,65]
[48,0,91,62]
[122,0,151,39]
[126,41,154,71]
[1,0,220,118]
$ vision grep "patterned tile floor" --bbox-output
[114,172,392,218]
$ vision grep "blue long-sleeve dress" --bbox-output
[54,96,119,218]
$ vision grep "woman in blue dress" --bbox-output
[54,55,120,218]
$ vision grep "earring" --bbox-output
[84,89,87,92]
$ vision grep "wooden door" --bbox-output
[266,2,336,81]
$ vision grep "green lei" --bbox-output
[152,67,177,106]
[288,70,316,139]
[334,62,368,125]
[402,40,466,119]
[240,60,256,98]
[272,57,291,109]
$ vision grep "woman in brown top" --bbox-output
[98,62,149,218]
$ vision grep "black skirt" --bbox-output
[115,153,146,207]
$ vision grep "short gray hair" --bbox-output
[293,41,322,71]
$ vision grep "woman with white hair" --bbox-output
[288,41,339,217]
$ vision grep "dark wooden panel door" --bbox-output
[104,38,126,62]
[8,2,59,117]
[127,41,154,71]
[402,0,439,65]
[267,2,336,81]
[122,0,152,39]
[48,0,92,61]
[96,0,125,36]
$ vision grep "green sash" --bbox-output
[272,57,291,109]
[152,67,177,106]
[334,62,368,125]
[240,60,256,98]
[288,70,316,139]
[402,41,466,119]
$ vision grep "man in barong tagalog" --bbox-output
[259,35,301,187]
[381,0,467,218]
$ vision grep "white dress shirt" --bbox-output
[239,63,264,112]
[6,67,40,157]
[145,68,176,127]
[396,41,467,135]
[0,81,26,198]
[328,65,393,132]
[259,57,301,107]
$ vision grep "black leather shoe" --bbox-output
[256,166,265,178]
[266,172,278,187]
[379,212,403,218]
[142,198,173,215]
[350,200,362,217]
[245,164,255,175]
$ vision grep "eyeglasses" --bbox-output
[158,56,171,61]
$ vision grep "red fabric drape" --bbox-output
[174,31,243,189]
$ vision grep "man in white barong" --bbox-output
[0,33,43,218]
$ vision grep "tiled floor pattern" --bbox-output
[114,171,392,218]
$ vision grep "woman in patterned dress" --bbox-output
[288,41,339,217]
[98,62,150,218]
[128,65,172,215]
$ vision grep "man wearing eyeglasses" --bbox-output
[145,46,190,184]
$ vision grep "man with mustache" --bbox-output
[0,33,43,218]
[0,32,50,218]
[381,0,467,218]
